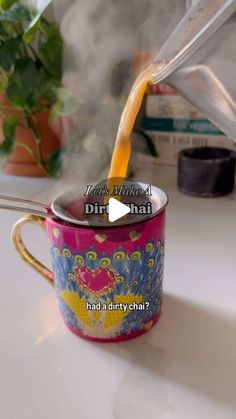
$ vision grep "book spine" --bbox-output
[144,131,236,166]
[142,90,236,166]
[145,94,204,119]
[142,117,223,135]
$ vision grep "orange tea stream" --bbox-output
[108,63,164,180]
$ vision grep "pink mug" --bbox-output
[12,185,168,342]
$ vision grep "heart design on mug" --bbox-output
[129,231,142,242]
[144,320,154,331]
[95,234,108,243]
[75,266,115,296]
[52,228,60,239]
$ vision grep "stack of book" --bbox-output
[141,85,236,166]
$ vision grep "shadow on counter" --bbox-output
[94,293,236,415]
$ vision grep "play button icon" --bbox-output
[108,198,131,223]
[63,177,154,231]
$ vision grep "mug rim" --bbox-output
[50,183,169,230]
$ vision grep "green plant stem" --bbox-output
[22,43,28,58]
[16,141,37,159]
[0,108,25,127]
[0,103,19,112]
[24,112,49,176]
[0,106,30,129]
[0,108,7,118]
[0,102,43,116]
[0,67,8,86]
[39,21,48,38]
[30,114,44,162]
[16,141,49,175]
[28,44,38,61]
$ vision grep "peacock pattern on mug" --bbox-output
[51,241,164,339]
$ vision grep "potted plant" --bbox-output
[0,0,63,176]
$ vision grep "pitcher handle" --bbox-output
[12,214,54,287]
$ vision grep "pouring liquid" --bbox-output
[108,63,164,180]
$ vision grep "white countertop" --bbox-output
[0,163,236,419]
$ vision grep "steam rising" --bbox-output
[51,0,185,182]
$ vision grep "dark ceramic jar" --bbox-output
[178,147,236,197]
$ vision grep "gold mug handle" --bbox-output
[12,214,55,287]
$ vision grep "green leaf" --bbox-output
[39,33,62,79]
[0,114,18,165]
[134,129,158,157]
[7,58,38,109]
[23,18,40,44]
[0,21,19,40]
[0,3,30,22]
[33,68,59,106]
[40,20,59,38]
[24,0,51,39]
[0,0,17,11]
[23,0,52,44]
[0,70,7,92]
[47,148,62,176]
[51,88,81,118]
[0,23,8,38]
[0,37,20,70]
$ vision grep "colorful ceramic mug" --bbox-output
[12,186,168,342]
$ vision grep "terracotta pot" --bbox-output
[0,94,61,177]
